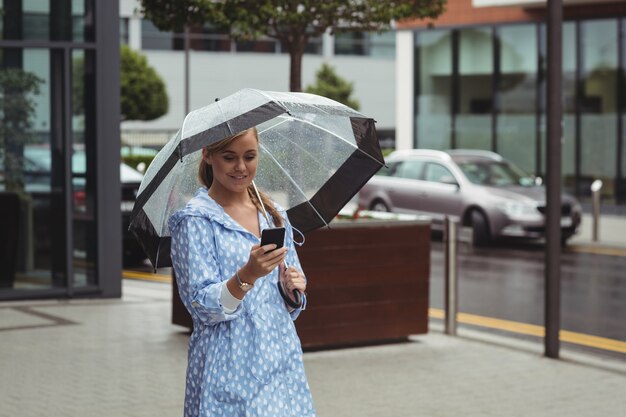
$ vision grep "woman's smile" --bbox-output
[229,173,248,182]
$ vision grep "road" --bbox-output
[429,238,626,357]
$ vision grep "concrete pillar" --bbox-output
[395,30,414,150]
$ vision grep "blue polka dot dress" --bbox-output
[168,188,316,417]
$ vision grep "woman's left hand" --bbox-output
[279,263,307,298]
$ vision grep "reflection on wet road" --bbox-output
[430,239,626,355]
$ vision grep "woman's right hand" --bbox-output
[239,244,288,284]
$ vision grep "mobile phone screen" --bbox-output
[260,227,286,252]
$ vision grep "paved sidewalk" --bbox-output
[569,213,626,251]
[1,279,624,417]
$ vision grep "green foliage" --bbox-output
[72,55,85,116]
[142,0,446,38]
[120,45,169,121]
[382,148,395,157]
[0,68,42,192]
[122,155,155,172]
[140,0,446,91]
[305,64,359,110]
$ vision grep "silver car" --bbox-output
[358,149,582,245]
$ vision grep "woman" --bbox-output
[168,127,316,417]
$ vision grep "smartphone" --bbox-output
[260,227,286,253]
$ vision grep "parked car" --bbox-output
[1,146,146,265]
[358,149,582,245]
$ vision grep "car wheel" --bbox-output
[370,200,390,212]
[470,210,490,246]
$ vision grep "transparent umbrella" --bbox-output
[129,88,385,268]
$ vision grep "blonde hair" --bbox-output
[198,127,283,227]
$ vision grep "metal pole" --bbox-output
[591,180,603,242]
[444,216,458,336]
[545,0,563,359]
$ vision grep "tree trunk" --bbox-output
[287,38,307,92]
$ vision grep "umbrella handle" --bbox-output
[277,280,303,310]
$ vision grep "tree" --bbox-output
[305,63,359,110]
[70,46,169,121]
[140,0,446,92]
[0,69,42,193]
[120,45,169,121]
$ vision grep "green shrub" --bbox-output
[122,155,155,172]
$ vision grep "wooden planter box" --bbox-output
[172,220,431,350]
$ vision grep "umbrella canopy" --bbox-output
[130,88,384,268]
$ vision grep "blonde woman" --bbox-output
[168,127,315,416]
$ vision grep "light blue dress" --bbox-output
[168,188,316,417]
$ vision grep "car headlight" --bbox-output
[496,201,542,221]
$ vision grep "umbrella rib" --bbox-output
[257,117,291,135]
[258,142,330,229]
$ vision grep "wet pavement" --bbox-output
[1,279,625,417]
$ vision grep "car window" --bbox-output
[395,160,424,180]
[375,162,397,177]
[424,163,455,184]
[457,161,533,186]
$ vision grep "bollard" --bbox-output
[444,216,458,336]
[591,179,603,242]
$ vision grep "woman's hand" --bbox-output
[239,244,288,284]
[279,263,307,302]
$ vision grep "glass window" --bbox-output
[375,162,397,177]
[191,26,232,52]
[236,39,277,53]
[70,0,93,42]
[424,163,455,183]
[415,29,452,150]
[304,37,323,55]
[496,24,537,175]
[580,19,618,200]
[142,20,183,51]
[335,32,368,56]
[71,49,97,287]
[1,0,94,42]
[23,0,50,41]
[561,22,577,194]
[457,160,533,186]
[369,31,395,58]
[334,31,394,58]
[0,48,61,291]
[457,27,493,150]
[395,160,425,180]
[120,18,129,45]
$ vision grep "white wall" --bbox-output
[395,30,414,151]
[119,0,395,135]
[121,51,396,133]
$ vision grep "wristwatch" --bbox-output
[235,270,254,292]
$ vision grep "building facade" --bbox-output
[118,0,397,148]
[0,0,121,300]
[396,0,626,204]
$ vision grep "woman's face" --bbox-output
[205,129,259,194]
